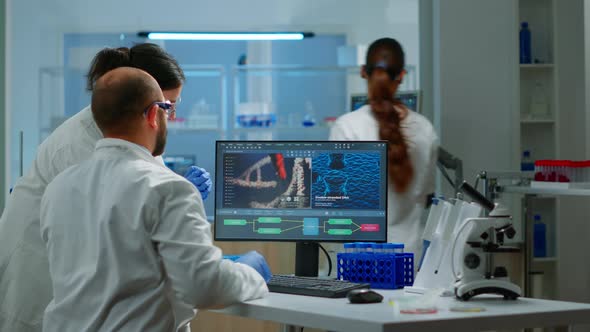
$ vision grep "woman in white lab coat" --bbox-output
[329,38,439,259]
[39,67,269,331]
[0,44,210,332]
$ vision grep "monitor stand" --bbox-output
[295,242,319,277]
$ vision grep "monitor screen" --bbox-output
[214,141,388,243]
[350,90,422,113]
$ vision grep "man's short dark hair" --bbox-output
[91,68,160,134]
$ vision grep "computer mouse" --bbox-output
[347,288,384,304]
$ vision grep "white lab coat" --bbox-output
[328,105,439,258]
[40,138,268,332]
[0,106,167,331]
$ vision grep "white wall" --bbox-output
[5,0,419,188]
[432,0,518,183]
[586,0,590,159]
[555,0,590,306]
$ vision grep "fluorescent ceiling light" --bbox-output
[137,31,314,41]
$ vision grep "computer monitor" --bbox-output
[214,141,388,276]
[350,90,422,113]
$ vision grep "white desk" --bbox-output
[212,290,590,332]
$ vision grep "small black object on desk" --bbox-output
[347,289,384,304]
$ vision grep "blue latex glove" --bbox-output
[235,251,272,282]
[184,166,212,200]
[222,255,241,261]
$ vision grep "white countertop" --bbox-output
[212,289,590,332]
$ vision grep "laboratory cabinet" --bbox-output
[515,0,590,312]
[38,64,418,217]
[516,0,559,305]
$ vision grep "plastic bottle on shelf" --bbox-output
[533,214,547,258]
[521,150,535,172]
[530,80,549,120]
[302,101,316,127]
[519,22,532,64]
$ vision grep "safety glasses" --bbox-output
[143,101,176,120]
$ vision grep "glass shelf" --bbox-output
[520,119,555,124]
[520,64,554,69]
[533,257,557,263]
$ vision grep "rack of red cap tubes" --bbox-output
[534,160,590,183]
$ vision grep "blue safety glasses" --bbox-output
[143,101,176,120]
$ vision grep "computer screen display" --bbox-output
[214,141,388,243]
[350,90,422,113]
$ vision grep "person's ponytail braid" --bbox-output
[365,38,413,193]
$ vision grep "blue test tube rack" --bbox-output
[336,243,414,289]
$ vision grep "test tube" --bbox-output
[572,161,580,182]
[344,243,356,253]
[371,243,384,254]
[392,243,404,253]
[356,242,371,253]
[534,160,544,181]
[382,243,396,254]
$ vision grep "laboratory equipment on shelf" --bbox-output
[534,160,590,184]
[533,214,547,258]
[529,80,549,120]
[236,102,276,127]
[452,182,521,301]
[521,150,534,171]
[519,22,532,64]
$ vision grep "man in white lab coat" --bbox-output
[0,44,212,331]
[40,67,270,331]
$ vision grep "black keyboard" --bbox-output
[267,274,370,298]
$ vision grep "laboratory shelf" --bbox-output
[520,119,555,124]
[166,127,223,133]
[533,257,557,263]
[519,64,554,69]
[231,126,331,133]
[502,185,590,197]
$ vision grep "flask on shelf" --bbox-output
[530,80,549,120]
[302,101,316,127]
[521,150,535,171]
[533,214,547,258]
[519,22,532,64]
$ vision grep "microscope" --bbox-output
[452,182,522,301]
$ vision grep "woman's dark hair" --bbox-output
[365,38,413,193]
[86,43,185,91]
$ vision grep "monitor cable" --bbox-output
[318,243,332,277]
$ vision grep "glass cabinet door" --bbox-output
[164,65,227,218]
[230,64,417,141]
[231,65,364,141]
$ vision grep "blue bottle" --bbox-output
[521,150,535,171]
[533,214,547,257]
[520,22,532,64]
